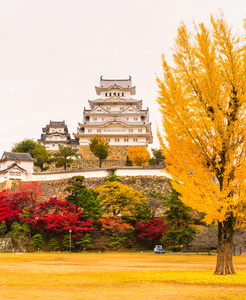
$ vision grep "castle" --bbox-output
[39,76,153,164]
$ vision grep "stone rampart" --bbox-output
[38,175,170,201]
[79,145,146,163]
[0,238,13,251]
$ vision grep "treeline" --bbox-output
[12,138,165,171]
[2,174,244,253]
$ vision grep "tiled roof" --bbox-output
[99,76,132,89]
[89,97,141,103]
[49,121,66,127]
[1,152,36,162]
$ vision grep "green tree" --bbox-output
[53,145,78,170]
[7,222,31,248]
[75,233,94,250]
[162,183,196,252]
[31,234,44,250]
[148,148,165,166]
[31,146,52,171]
[49,238,59,251]
[64,176,86,204]
[0,221,7,238]
[62,234,74,251]
[89,136,109,168]
[76,188,101,220]
[110,234,127,251]
[64,176,101,220]
[12,138,52,171]
[12,138,38,153]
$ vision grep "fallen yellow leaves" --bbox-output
[0,253,245,300]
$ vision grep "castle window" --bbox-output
[109,93,111,96]
[9,171,21,177]
[93,118,97,121]
[122,93,124,96]
[124,138,129,142]
[134,118,138,121]
[105,93,107,96]
[133,138,138,142]
[118,93,120,96]
[102,118,105,121]
[106,138,110,142]
[129,129,133,133]
[88,129,92,133]
[138,129,142,132]
[97,129,101,133]
[120,107,124,110]
[106,107,111,111]
[115,138,120,142]
[114,92,116,96]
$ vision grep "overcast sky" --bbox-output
[0,0,245,155]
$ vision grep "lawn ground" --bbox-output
[0,252,245,300]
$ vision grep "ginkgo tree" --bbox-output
[157,13,246,275]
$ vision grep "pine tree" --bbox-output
[31,234,44,250]
[162,183,196,252]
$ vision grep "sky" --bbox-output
[0,0,246,155]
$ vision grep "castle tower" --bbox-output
[74,76,153,162]
[39,121,79,152]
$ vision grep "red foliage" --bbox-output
[135,219,167,241]
[12,181,42,203]
[24,198,93,240]
[0,182,42,227]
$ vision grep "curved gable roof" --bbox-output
[1,152,36,162]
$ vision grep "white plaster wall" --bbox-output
[100,90,131,98]
[32,169,108,181]
[0,161,8,171]
[49,128,65,133]
[79,137,147,145]
[27,167,170,182]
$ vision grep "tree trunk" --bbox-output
[99,158,102,168]
[214,218,235,275]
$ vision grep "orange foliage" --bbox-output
[128,146,150,166]
[98,214,133,235]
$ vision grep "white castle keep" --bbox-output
[39,76,153,162]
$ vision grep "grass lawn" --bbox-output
[0,252,245,299]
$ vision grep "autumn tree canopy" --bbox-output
[89,136,109,168]
[96,181,150,221]
[128,146,150,166]
[53,145,78,170]
[157,13,246,275]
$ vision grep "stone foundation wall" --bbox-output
[0,180,13,192]
[38,175,170,201]
[0,238,12,251]
[79,145,146,161]
[35,145,148,172]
